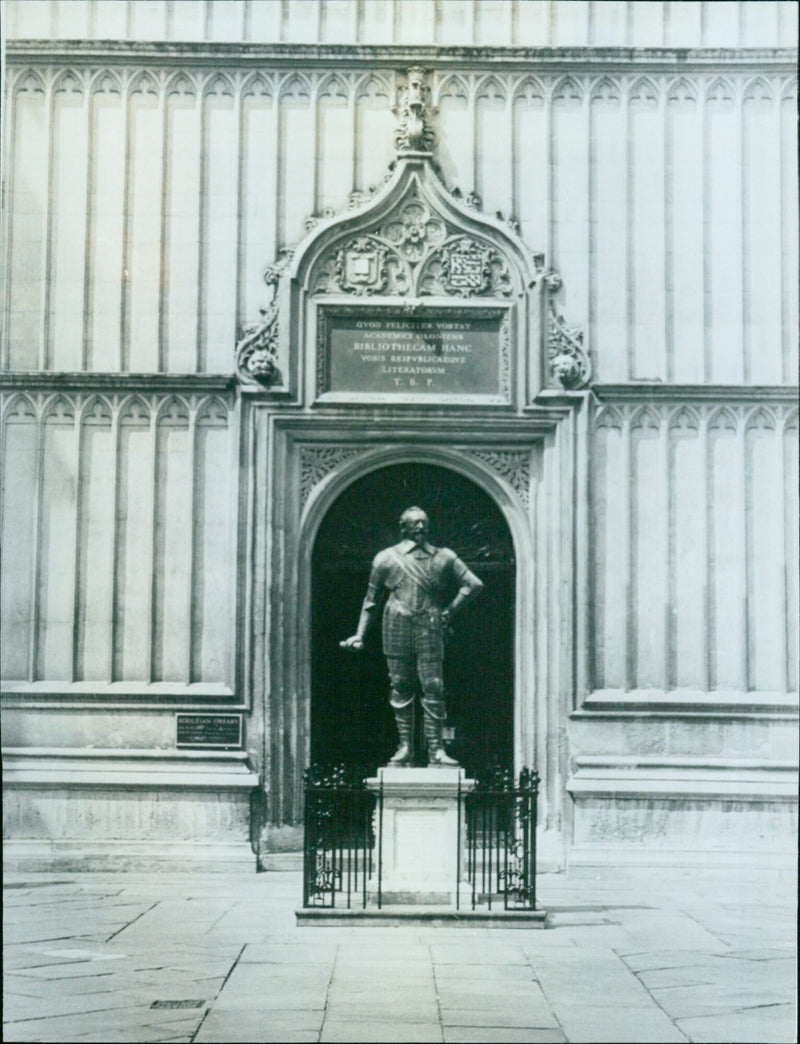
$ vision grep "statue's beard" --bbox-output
[403,530,428,546]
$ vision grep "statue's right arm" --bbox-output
[340,554,385,652]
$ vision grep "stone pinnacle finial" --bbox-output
[393,67,436,154]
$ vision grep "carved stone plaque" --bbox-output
[318,306,510,402]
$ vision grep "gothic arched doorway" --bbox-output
[311,462,515,779]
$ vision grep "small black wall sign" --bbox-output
[176,713,243,749]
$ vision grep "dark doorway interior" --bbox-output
[311,462,515,781]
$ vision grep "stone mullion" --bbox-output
[776,415,789,694]
[544,80,553,269]
[149,402,164,683]
[700,88,710,382]
[621,409,633,691]
[700,412,712,692]
[547,420,565,827]
[82,86,98,370]
[196,86,209,372]
[623,77,633,380]
[106,402,121,682]
[311,77,323,214]
[224,400,242,694]
[28,398,46,680]
[186,404,199,682]
[267,74,280,267]
[574,400,592,698]
[349,77,358,194]
[587,80,597,386]
[738,412,750,690]
[233,80,246,355]
[779,81,795,385]
[664,80,674,382]
[738,81,750,384]
[510,0,519,45]
[39,74,56,370]
[1,76,20,371]
[275,79,286,254]
[503,83,514,219]
[661,410,673,693]
[467,74,477,194]
[156,74,170,372]
[119,79,134,372]
[68,400,85,682]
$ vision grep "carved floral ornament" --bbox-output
[298,444,532,511]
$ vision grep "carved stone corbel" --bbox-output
[393,67,436,153]
[544,270,591,390]
[235,250,293,385]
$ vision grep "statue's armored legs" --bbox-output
[388,699,415,766]
[387,661,416,766]
[421,698,459,767]
[419,659,459,767]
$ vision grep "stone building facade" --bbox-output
[1,0,797,871]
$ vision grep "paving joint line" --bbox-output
[523,946,569,1043]
[428,941,445,1042]
[106,901,160,942]
[614,950,693,1042]
[190,942,246,1043]
[318,943,341,1043]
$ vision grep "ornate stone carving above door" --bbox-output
[467,449,532,509]
[234,66,591,399]
[310,190,514,301]
[299,446,366,506]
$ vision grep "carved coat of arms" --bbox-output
[335,236,388,295]
[440,238,493,296]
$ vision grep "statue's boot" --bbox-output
[388,702,415,766]
[422,698,459,767]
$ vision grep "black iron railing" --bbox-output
[460,766,540,911]
[302,764,378,909]
[301,764,539,911]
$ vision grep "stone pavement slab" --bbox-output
[443,1030,566,1043]
[4,866,796,1043]
[675,1005,798,1044]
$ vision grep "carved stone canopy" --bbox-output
[298,157,536,302]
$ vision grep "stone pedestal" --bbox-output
[366,766,474,905]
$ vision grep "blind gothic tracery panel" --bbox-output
[592,401,798,696]
[3,64,797,384]
[0,391,236,691]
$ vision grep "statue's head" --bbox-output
[399,506,429,543]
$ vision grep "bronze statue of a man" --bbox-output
[340,507,483,767]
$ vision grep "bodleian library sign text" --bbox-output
[317,306,510,402]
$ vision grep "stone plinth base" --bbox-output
[366,766,474,905]
[296,906,548,927]
[2,749,259,871]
